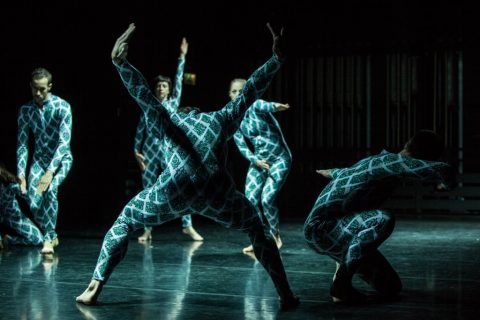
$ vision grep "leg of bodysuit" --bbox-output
[0,185,43,245]
[245,165,267,223]
[260,158,290,237]
[305,208,396,299]
[203,189,295,300]
[27,160,71,242]
[92,182,183,282]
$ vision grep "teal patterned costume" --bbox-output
[304,150,449,295]
[0,182,43,245]
[134,58,192,230]
[234,99,291,237]
[90,54,294,299]
[17,94,73,242]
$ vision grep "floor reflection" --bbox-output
[243,252,277,319]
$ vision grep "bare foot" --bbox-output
[333,262,340,281]
[273,234,283,250]
[182,226,204,241]
[242,244,253,253]
[185,241,203,257]
[76,280,103,305]
[243,250,257,261]
[41,240,54,254]
[138,229,152,242]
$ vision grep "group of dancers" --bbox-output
[0,23,450,309]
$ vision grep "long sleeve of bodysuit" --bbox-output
[164,57,185,114]
[47,102,73,173]
[134,114,146,153]
[16,107,30,178]
[233,131,256,163]
[368,152,449,183]
[113,59,163,114]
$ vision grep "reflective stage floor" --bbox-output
[1,216,479,319]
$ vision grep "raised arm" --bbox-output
[219,23,285,123]
[112,23,164,114]
[163,38,187,114]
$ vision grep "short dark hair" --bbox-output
[153,75,172,94]
[31,67,52,84]
[405,130,444,161]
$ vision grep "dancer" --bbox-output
[134,37,203,242]
[16,68,73,254]
[303,130,450,303]
[1,164,43,249]
[76,23,299,310]
[230,80,292,253]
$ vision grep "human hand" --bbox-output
[111,23,136,63]
[134,152,146,171]
[267,22,285,60]
[36,170,54,194]
[18,176,27,194]
[316,169,332,179]
[180,37,188,58]
[255,159,271,171]
[275,103,290,111]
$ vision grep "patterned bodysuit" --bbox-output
[134,58,192,230]
[234,100,291,237]
[90,54,294,297]
[304,151,449,283]
[17,95,73,242]
[0,182,43,245]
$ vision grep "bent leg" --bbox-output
[205,190,297,307]
[356,249,402,296]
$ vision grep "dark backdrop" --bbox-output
[0,0,477,232]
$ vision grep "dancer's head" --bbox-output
[30,67,52,106]
[153,75,172,101]
[228,78,246,101]
[402,130,444,161]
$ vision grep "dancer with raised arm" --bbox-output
[76,22,299,310]
[134,37,203,242]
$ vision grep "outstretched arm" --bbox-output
[251,99,290,113]
[112,23,164,114]
[165,37,188,114]
[371,153,450,184]
[219,23,285,124]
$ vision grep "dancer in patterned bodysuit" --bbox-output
[0,164,43,249]
[76,23,299,309]
[134,38,203,242]
[303,130,450,303]
[16,67,73,254]
[230,80,291,252]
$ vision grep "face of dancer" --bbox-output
[155,81,170,101]
[30,77,52,106]
[228,81,245,101]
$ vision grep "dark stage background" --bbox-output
[0,1,478,232]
